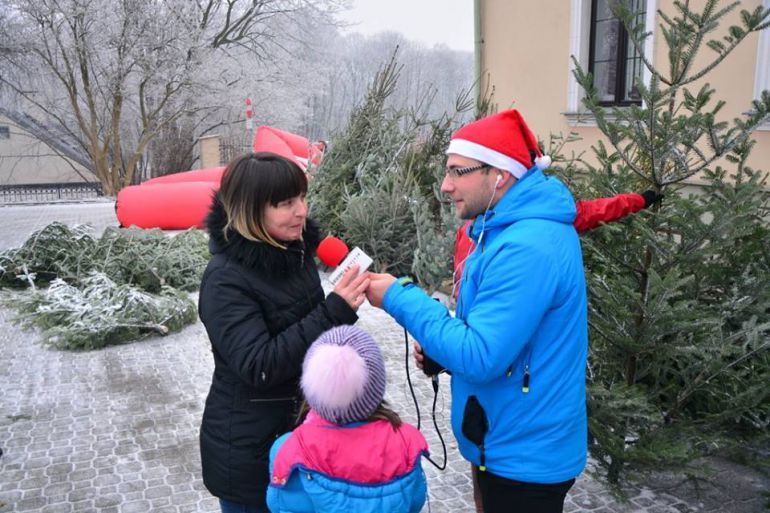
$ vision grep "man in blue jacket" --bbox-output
[365,109,588,513]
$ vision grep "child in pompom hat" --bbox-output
[266,325,429,513]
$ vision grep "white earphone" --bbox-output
[494,173,503,188]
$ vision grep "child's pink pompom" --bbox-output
[302,344,366,409]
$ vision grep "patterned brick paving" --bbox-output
[0,201,766,512]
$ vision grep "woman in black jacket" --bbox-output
[198,152,370,513]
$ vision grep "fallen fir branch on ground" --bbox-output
[3,272,197,350]
[0,222,208,350]
[0,222,209,292]
[93,226,209,293]
[0,222,95,287]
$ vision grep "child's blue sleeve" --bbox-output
[267,432,315,513]
[268,432,292,475]
[410,462,428,513]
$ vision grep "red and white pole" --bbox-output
[245,98,253,130]
[245,98,255,150]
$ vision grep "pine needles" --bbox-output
[8,273,197,350]
[309,49,475,292]
[0,223,208,350]
[566,0,770,488]
[0,223,208,292]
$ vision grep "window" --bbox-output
[0,126,9,139]
[566,0,655,124]
[588,0,646,105]
[756,0,770,130]
[755,1,770,99]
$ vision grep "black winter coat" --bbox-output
[198,195,358,508]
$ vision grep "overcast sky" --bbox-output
[338,0,474,52]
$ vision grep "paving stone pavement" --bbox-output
[1,202,767,512]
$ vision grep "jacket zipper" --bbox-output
[288,245,315,309]
[506,348,533,393]
[522,365,530,393]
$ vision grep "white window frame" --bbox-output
[754,0,770,130]
[565,0,657,126]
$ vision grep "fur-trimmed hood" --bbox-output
[205,193,323,275]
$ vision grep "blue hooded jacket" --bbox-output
[266,413,428,513]
[383,168,588,483]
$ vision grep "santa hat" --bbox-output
[446,109,551,178]
[301,326,386,425]
[309,140,327,168]
[253,126,311,171]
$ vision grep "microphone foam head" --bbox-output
[317,236,349,267]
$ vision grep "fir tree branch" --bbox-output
[669,336,770,420]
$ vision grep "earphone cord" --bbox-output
[404,178,499,472]
[474,176,500,250]
[405,327,448,471]
[451,174,501,300]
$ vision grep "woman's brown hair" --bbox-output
[219,152,308,248]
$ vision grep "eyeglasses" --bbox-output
[445,164,490,178]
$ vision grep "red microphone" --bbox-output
[317,236,372,286]
[317,236,349,267]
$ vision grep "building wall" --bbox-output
[0,113,92,185]
[198,135,222,169]
[479,0,770,182]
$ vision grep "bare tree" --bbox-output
[0,0,344,194]
[297,30,474,140]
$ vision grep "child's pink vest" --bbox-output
[271,410,428,486]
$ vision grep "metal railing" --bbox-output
[219,134,252,165]
[0,182,103,204]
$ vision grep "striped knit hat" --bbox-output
[301,326,386,425]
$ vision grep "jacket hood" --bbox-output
[205,193,322,274]
[271,411,428,486]
[470,168,576,241]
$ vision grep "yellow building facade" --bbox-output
[475,0,770,183]
[0,110,93,186]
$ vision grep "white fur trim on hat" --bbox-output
[535,154,552,170]
[446,139,530,178]
[294,156,309,171]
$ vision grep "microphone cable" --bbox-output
[404,326,448,471]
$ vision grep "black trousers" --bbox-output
[475,467,575,513]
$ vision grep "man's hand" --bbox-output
[413,341,425,370]
[365,273,397,308]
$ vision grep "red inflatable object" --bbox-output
[142,166,225,186]
[253,125,314,170]
[116,125,326,230]
[116,181,218,229]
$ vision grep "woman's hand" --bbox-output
[333,265,371,311]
